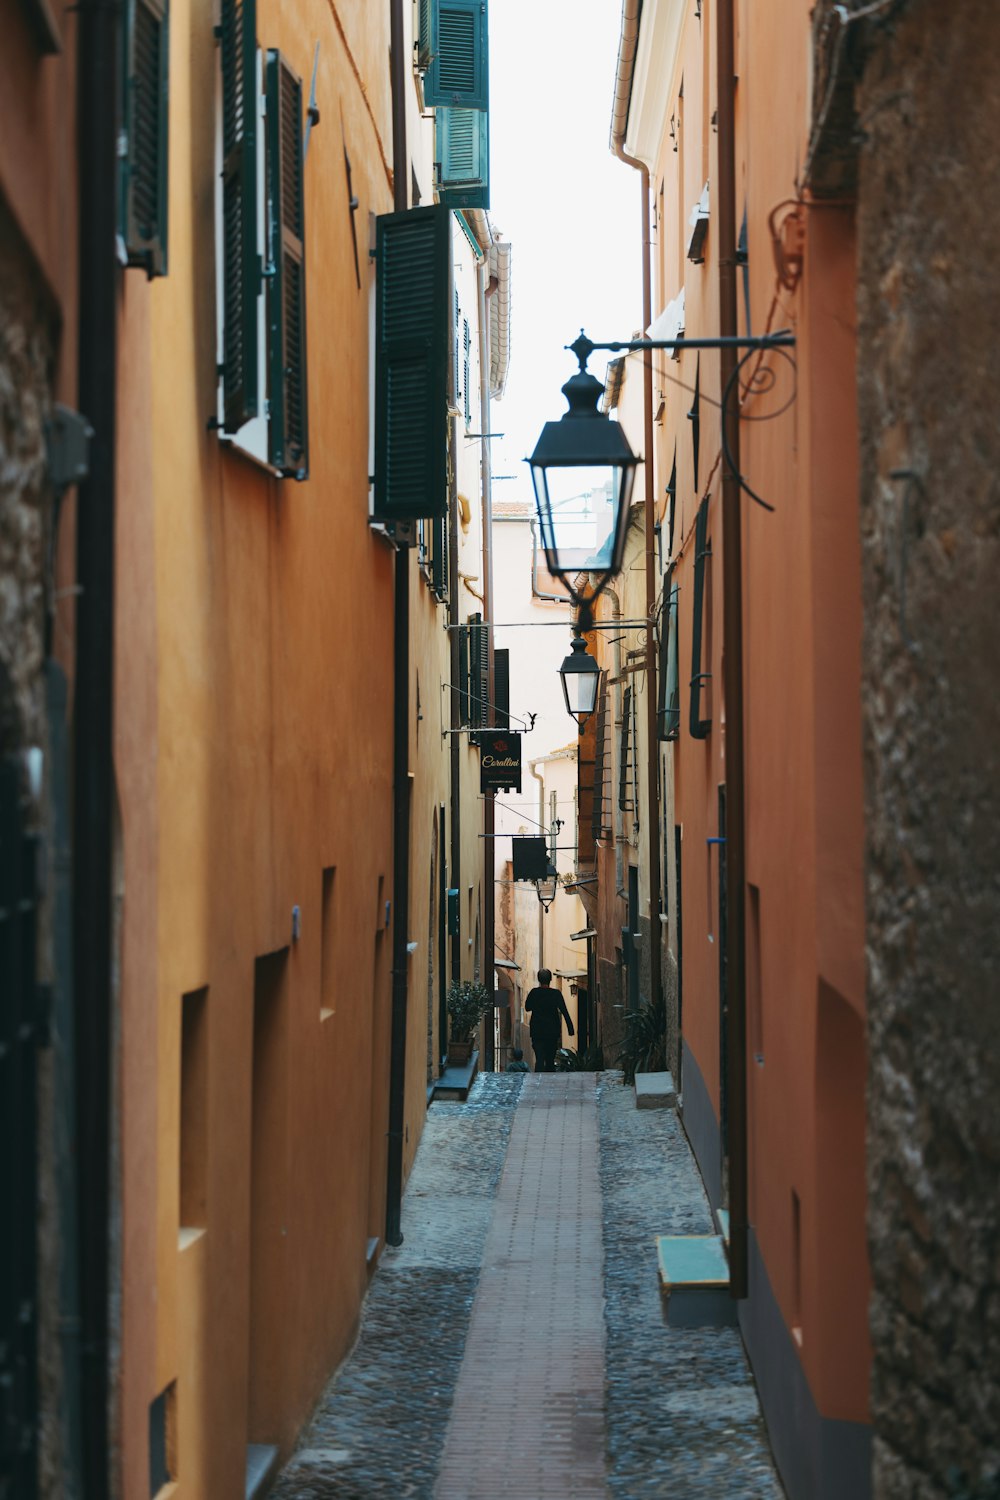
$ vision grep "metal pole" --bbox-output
[385,0,409,1248]
[75,0,118,1487]
[717,0,749,1300]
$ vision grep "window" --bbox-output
[119,0,170,276]
[373,206,451,522]
[688,498,712,738]
[215,1,310,478]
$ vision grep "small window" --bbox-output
[149,1382,177,1496]
[119,0,170,276]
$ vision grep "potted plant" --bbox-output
[445,979,493,1065]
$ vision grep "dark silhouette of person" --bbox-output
[524,968,574,1073]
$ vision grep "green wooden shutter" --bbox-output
[121,0,170,276]
[493,648,509,729]
[435,107,489,210]
[416,0,433,72]
[458,625,470,724]
[424,0,488,110]
[689,499,712,739]
[374,205,450,521]
[473,614,489,728]
[591,674,608,839]
[220,0,259,433]
[266,51,309,478]
[431,509,449,599]
[618,686,633,812]
[658,568,680,741]
[462,317,471,425]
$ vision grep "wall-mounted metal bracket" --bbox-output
[45,404,93,494]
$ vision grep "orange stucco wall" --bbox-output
[641,0,870,1432]
[113,0,488,1491]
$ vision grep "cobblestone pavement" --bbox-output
[598,1075,782,1499]
[271,1071,783,1499]
[271,1076,524,1500]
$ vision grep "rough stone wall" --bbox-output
[0,200,56,758]
[855,4,1000,1495]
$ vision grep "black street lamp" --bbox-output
[558,633,600,728]
[535,868,558,911]
[528,335,640,631]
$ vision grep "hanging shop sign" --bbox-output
[479,731,522,793]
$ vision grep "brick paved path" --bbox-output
[435,1073,608,1499]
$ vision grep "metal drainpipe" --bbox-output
[385,0,410,1247]
[477,255,495,1068]
[610,147,662,1026]
[716,0,749,1300]
[448,415,462,989]
[75,0,117,1486]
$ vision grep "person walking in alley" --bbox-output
[524,969,574,1072]
[505,1047,530,1073]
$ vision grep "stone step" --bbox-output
[656,1234,737,1328]
[634,1070,678,1109]
[432,1051,479,1101]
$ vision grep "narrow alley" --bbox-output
[271,1073,781,1500]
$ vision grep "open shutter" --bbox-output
[374,206,450,521]
[431,508,449,599]
[416,0,433,72]
[220,0,259,433]
[462,318,471,425]
[266,51,309,478]
[436,107,489,210]
[467,613,488,730]
[424,0,488,110]
[591,674,609,840]
[618,687,631,812]
[458,625,470,725]
[658,568,680,740]
[493,649,509,729]
[121,0,170,275]
[689,499,712,739]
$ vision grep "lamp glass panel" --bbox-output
[562,667,599,717]
[537,466,622,573]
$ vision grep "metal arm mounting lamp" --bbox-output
[527,328,796,622]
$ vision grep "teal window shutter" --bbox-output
[435,107,489,210]
[220,0,259,433]
[424,0,488,110]
[266,51,309,479]
[120,0,170,276]
[493,648,509,728]
[374,205,450,521]
[416,0,433,73]
[462,317,471,426]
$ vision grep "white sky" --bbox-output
[488,0,643,502]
